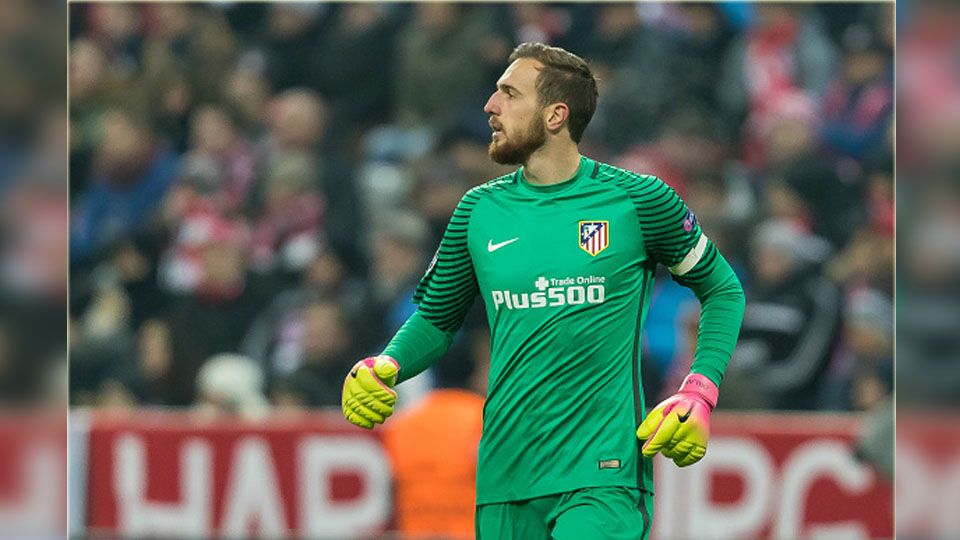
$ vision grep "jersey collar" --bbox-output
[516,155,592,196]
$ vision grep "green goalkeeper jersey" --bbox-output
[385,156,744,504]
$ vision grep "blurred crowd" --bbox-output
[897,0,960,411]
[68,2,894,415]
[0,0,67,408]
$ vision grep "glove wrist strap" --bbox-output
[678,373,719,410]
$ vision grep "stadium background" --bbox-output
[64,2,899,539]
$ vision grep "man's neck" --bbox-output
[522,139,582,186]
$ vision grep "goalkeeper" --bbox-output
[343,43,745,540]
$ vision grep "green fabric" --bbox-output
[382,310,454,383]
[394,155,743,504]
[475,487,652,540]
[675,245,746,387]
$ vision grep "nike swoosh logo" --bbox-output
[488,237,519,252]
[677,408,692,423]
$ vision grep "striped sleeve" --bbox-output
[630,175,704,271]
[627,174,745,386]
[412,190,481,333]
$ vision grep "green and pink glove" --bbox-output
[636,373,718,467]
[341,355,400,429]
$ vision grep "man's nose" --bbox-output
[483,93,498,115]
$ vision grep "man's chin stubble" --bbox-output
[489,142,523,165]
[489,138,540,165]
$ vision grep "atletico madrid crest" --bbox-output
[579,220,609,256]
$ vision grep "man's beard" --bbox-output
[489,115,547,165]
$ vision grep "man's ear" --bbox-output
[544,102,570,132]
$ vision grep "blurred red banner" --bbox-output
[653,413,892,540]
[896,412,960,539]
[72,410,898,539]
[82,411,390,539]
[0,412,66,538]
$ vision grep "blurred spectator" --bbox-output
[819,25,892,162]
[0,160,68,402]
[382,329,489,539]
[719,4,836,169]
[827,150,894,296]
[670,4,735,112]
[765,157,864,249]
[681,170,755,254]
[222,61,272,136]
[726,220,843,410]
[156,216,277,405]
[194,353,269,419]
[245,289,355,383]
[187,104,259,213]
[269,369,326,415]
[583,4,677,153]
[109,236,166,330]
[843,288,892,411]
[509,4,571,46]
[898,180,960,408]
[313,4,398,146]
[264,88,327,155]
[142,5,237,103]
[70,38,124,196]
[242,250,374,372]
[370,211,430,332]
[255,298,358,409]
[82,4,145,82]
[897,1,960,166]
[70,108,177,264]
[615,106,725,197]
[749,91,819,174]
[157,156,236,294]
[261,3,327,92]
[0,162,68,303]
[249,152,325,278]
[137,5,238,152]
[394,3,501,132]
[263,88,367,275]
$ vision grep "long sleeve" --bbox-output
[636,176,746,387]
[674,247,746,386]
[383,310,455,383]
[383,190,482,382]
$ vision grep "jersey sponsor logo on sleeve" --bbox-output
[683,209,697,232]
[579,220,609,256]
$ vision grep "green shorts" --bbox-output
[475,486,652,540]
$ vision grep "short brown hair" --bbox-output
[508,42,598,143]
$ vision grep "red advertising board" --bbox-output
[653,414,892,540]
[77,410,895,539]
[896,412,960,538]
[0,412,66,538]
[84,411,391,539]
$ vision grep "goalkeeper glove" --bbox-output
[636,373,718,467]
[342,355,400,429]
